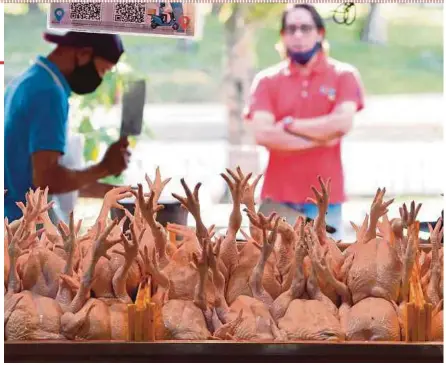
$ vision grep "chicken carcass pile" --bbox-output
[4,168,444,342]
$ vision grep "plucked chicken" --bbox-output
[4,166,443,343]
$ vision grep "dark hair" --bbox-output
[280,4,325,34]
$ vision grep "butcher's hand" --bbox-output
[100,137,131,177]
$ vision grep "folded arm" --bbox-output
[284,101,357,142]
[247,111,328,152]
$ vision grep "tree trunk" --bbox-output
[360,3,388,45]
[28,3,40,13]
[212,3,223,15]
[223,4,259,183]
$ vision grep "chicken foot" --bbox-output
[307,226,352,306]
[239,169,262,243]
[190,240,216,331]
[14,188,54,242]
[425,218,443,307]
[134,184,168,268]
[55,212,82,276]
[145,166,172,211]
[5,219,35,295]
[141,245,170,305]
[247,211,280,307]
[111,223,145,303]
[399,208,421,304]
[364,188,394,244]
[305,226,340,317]
[69,219,122,313]
[95,187,133,230]
[307,176,331,245]
[172,178,208,243]
[270,217,307,322]
[219,167,251,272]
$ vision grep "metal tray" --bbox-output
[5,340,443,363]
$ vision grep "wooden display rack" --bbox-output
[125,230,179,342]
[127,276,160,342]
[403,222,434,342]
[5,230,443,363]
[126,228,440,343]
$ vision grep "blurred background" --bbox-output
[4,3,444,240]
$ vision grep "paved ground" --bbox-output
[90,93,443,141]
[88,93,443,196]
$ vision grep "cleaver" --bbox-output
[120,79,146,137]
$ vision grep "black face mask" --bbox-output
[67,58,103,95]
[287,42,322,65]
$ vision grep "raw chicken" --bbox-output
[422,218,444,340]
[155,244,213,340]
[213,212,285,341]
[77,186,138,300]
[273,221,346,341]
[60,219,135,340]
[339,194,421,341]
[5,212,86,340]
[4,168,443,344]
[139,178,216,306]
[12,189,69,299]
[301,177,345,305]
[129,177,216,340]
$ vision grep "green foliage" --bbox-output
[217,3,285,25]
[243,4,286,25]
[4,4,444,100]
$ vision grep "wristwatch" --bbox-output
[282,116,294,130]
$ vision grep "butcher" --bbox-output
[244,4,365,239]
[4,31,131,222]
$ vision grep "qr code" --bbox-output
[70,3,102,21]
[114,3,146,24]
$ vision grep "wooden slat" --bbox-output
[412,304,419,342]
[134,309,143,341]
[135,282,147,310]
[425,303,433,341]
[127,304,136,342]
[141,307,150,341]
[147,303,156,341]
[418,305,426,341]
[127,275,159,342]
[406,303,418,342]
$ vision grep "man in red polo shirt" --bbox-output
[244,4,365,239]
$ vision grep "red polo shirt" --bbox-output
[245,53,365,204]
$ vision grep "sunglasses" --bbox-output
[283,24,316,35]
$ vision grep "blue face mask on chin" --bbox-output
[287,42,322,65]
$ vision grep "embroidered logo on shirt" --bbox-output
[319,86,336,101]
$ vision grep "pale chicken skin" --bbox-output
[339,193,421,342]
[339,298,401,341]
[162,299,211,340]
[4,171,444,344]
[279,300,344,341]
[273,222,345,341]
